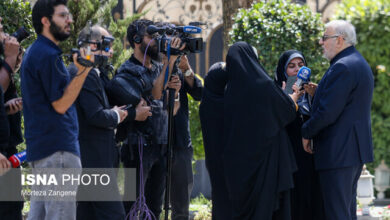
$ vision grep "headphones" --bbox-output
[133,22,142,44]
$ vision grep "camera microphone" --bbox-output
[146,25,167,35]
[189,22,206,26]
[295,66,311,89]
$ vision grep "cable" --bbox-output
[126,136,156,220]
[142,39,155,67]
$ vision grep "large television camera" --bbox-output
[146,22,204,55]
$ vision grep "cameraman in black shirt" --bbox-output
[170,55,203,220]
[106,19,182,217]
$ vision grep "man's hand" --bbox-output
[178,55,191,72]
[167,75,181,98]
[112,106,128,123]
[3,35,20,70]
[135,98,152,121]
[302,138,313,154]
[73,47,94,73]
[0,153,11,176]
[162,37,186,65]
[178,55,195,88]
[5,97,22,115]
[304,82,318,97]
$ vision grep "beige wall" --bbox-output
[124,0,223,40]
[124,0,341,40]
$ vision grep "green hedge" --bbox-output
[0,0,35,47]
[229,0,328,82]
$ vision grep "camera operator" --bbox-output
[67,24,127,220]
[153,21,203,219]
[0,16,24,220]
[20,1,94,219]
[170,54,203,220]
[105,19,182,217]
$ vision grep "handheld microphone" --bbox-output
[295,66,311,89]
[8,150,26,168]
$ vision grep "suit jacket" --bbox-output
[75,68,119,168]
[301,46,374,170]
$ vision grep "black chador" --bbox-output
[223,42,297,220]
[199,62,232,220]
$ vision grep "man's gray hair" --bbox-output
[77,25,103,47]
[325,20,357,46]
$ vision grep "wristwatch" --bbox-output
[184,68,193,77]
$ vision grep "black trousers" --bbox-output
[318,165,362,220]
[170,146,194,220]
[123,142,167,219]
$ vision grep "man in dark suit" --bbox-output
[69,25,128,220]
[301,20,374,220]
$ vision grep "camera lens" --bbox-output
[11,27,30,43]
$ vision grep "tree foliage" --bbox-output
[188,94,204,161]
[230,0,328,82]
[335,0,390,169]
[0,0,35,47]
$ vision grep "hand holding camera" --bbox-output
[2,36,20,71]
[72,47,95,69]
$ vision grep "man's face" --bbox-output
[319,27,339,61]
[140,34,160,61]
[49,5,72,42]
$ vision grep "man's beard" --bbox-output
[140,40,160,61]
[50,19,70,42]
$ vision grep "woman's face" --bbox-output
[286,57,305,77]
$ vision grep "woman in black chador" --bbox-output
[275,50,324,220]
[199,62,232,220]
[223,42,300,220]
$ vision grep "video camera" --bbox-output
[146,22,204,55]
[12,27,30,43]
[68,22,115,67]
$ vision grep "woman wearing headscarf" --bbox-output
[275,50,324,220]
[199,62,232,220]
[223,42,300,220]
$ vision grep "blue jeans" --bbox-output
[27,151,81,220]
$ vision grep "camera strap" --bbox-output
[163,39,172,87]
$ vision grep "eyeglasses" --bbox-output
[54,12,73,20]
[321,35,343,41]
